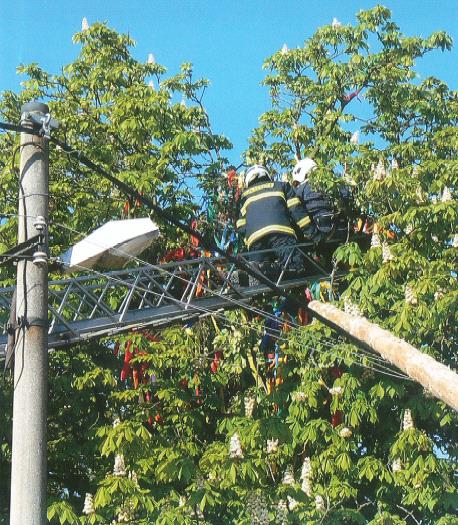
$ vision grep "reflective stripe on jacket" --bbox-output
[237,178,296,248]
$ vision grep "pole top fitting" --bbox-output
[20,101,59,138]
[21,101,49,115]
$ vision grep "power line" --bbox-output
[61,258,409,380]
[49,223,408,380]
[0,119,411,379]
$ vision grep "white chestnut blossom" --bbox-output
[82,493,94,515]
[315,494,325,512]
[117,500,135,522]
[441,186,453,202]
[266,438,279,454]
[287,495,299,510]
[350,130,359,145]
[415,186,425,203]
[282,468,295,485]
[300,457,313,496]
[382,242,395,263]
[276,499,288,524]
[434,289,445,301]
[229,433,244,459]
[339,427,352,438]
[370,232,381,248]
[331,17,342,28]
[128,470,138,487]
[244,396,256,417]
[113,454,126,477]
[344,299,362,318]
[291,391,307,403]
[405,224,414,235]
[329,386,343,396]
[247,492,269,525]
[373,159,386,181]
[405,284,418,306]
[403,409,414,430]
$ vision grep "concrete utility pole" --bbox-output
[10,102,50,525]
[308,300,458,412]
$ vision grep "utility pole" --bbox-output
[10,102,50,525]
[308,300,458,412]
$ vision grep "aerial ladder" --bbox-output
[0,242,331,355]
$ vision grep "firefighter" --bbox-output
[289,158,337,242]
[236,164,303,275]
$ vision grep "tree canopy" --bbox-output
[0,6,457,524]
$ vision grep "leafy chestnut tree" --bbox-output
[1,7,457,525]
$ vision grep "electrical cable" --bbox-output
[47,224,409,380]
[0,119,411,379]
[49,218,407,376]
[58,259,409,380]
[52,220,336,336]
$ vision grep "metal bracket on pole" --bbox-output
[0,234,46,267]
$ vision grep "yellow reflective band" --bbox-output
[287,197,301,208]
[246,225,296,248]
[236,218,246,228]
[241,191,285,216]
[242,182,274,198]
[297,215,312,228]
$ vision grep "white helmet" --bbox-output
[292,157,317,183]
[244,164,271,187]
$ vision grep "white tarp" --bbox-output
[61,217,160,271]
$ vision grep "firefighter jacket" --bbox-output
[236,178,297,248]
[288,181,335,239]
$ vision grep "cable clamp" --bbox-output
[17,316,48,329]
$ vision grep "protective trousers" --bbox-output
[249,233,303,271]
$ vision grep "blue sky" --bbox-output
[0,0,456,164]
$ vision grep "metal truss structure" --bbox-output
[0,243,335,356]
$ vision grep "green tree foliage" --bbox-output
[0,22,230,272]
[1,7,457,525]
